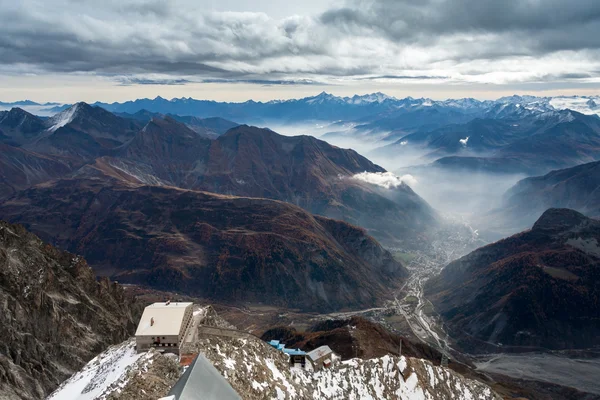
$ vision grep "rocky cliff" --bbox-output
[0,221,138,399]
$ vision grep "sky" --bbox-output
[1,0,600,103]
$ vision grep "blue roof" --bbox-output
[283,348,306,356]
[268,339,306,356]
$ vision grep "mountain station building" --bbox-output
[307,345,336,371]
[135,301,193,354]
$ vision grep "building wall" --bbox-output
[136,335,180,353]
[178,305,193,343]
[309,354,333,371]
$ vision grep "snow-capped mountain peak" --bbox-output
[47,103,82,132]
[305,91,340,104]
[348,92,397,104]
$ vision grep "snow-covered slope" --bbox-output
[46,103,80,132]
[49,319,500,400]
[188,334,501,400]
[46,339,179,400]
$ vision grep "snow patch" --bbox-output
[459,136,469,146]
[47,338,154,400]
[48,104,80,132]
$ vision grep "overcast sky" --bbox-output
[1,0,599,103]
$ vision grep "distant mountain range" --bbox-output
[426,208,600,352]
[386,109,600,177]
[3,93,599,123]
[6,92,600,178]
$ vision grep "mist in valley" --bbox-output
[262,121,526,237]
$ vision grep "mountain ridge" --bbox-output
[425,208,600,352]
[0,173,408,311]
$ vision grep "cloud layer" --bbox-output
[1,0,599,87]
[353,171,417,189]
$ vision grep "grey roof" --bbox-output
[168,354,241,400]
[307,345,333,361]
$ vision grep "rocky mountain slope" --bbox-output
[0,221,138,400]
[0,173,407,311]
[0,144,75,200]
[425,208,600,352]
[184,333,502,399]
[116,110,238,138]
[0,105,439,248]
[56,325,501,400]
[112,122,439,246]
[261,317,445,364]
[46,339,180,400]
[0,108,46,146]
[500,160,600,231]
[25,103,142,161]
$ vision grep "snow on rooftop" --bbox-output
[306,345,333,361]
[135,302,193,337]
[148,301,193,309]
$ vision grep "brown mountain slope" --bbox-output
[114,122,439,246]
[0,174,407,311]
[498,160,600,232]
[0,144,76,200]
[261,317,445,363]
[0,107,439,248]
[24,103,142,161]
[0,221,138,400]
[120,116,212,187]
[0,108,46,146]
[425,209,600,352]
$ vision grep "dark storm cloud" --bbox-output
[322,0,600,54]
[116,77,192,86]
[200,78,325,85]
[0,1,330,78]
[356,75,448,81]
[0,0,599,85]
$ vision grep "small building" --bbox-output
[135,301,193,354]
[268,340,307,367]
[306,345,335,371]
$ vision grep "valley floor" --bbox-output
[474,353,600,396]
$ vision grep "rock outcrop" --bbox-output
[0,221,138,399]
